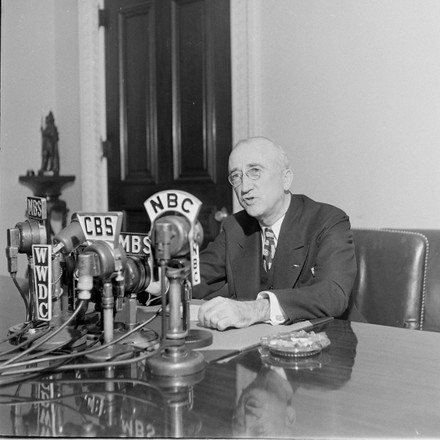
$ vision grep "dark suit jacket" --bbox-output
[192,194,361,323]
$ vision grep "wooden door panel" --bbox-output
[106,0,158,189]
[121,3,157,183]
[105,0,232,245]
[172,0,212,182]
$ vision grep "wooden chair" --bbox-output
[351,229,428,329]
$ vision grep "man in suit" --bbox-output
[193,136,358,330]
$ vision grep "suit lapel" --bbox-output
[231,220,262,300]
[272,195,308,288]
[272,241,308,288]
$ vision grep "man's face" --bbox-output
[232,387,292,437]
[228,140,291,226]
[232,370,296,437]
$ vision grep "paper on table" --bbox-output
[194,319,325,352]
[138,303,281,352]
[137,303,332,361]
[190,304,201,321]
[137,303,201,320]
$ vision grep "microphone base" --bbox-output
[113,321,160,350]
[85,343,135,362]
[145,343,205,378]
[8,322,88,352]
[185,329,213,349]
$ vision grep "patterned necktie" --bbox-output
[263,228,276,271]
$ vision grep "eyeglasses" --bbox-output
[228,167,262,187]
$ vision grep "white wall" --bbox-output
[251,0,440,228]
[0,0,82,277]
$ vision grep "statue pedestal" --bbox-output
[19,175,75,240]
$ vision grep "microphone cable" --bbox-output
[0,306,162,378]
[0,300,86,368]
[0,344,158,384]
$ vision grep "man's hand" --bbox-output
[198,297,270,331]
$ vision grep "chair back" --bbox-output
[351,229,428,329]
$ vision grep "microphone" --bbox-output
[51,214,86,255]
[144,190,209,378]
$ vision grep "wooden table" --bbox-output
[0,275,439,438]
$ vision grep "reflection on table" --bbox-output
[0,275,440,438]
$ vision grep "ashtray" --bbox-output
[261,330,331,359]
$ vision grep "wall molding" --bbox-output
[231,0,249,144]
[78,0,108,212]
[231,0,259,143]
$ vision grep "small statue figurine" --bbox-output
[39,111,60,176]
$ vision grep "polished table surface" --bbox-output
[0,275,440,438]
